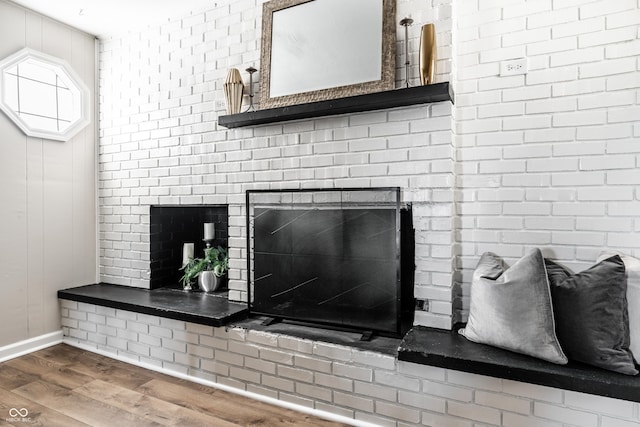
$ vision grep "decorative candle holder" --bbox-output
[244,66,257,112]
[399,17,414,88]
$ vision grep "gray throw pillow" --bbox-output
[460,248,568,365]
[597,251,640,363]
[546,255,638,375]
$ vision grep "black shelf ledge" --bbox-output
[58,283,400,355]
[58,283,248,327]
[218,82,453,129]
[399,326,640,404]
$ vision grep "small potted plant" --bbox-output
[179,246,228,292]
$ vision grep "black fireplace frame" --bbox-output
[245,187,415,338]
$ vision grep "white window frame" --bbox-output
[0,48,90,142]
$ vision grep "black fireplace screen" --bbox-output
[247,188,413,336]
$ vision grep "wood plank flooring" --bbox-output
[0,344,349,426]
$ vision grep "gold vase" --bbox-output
[224,68,244,115]
[419,24,437,85]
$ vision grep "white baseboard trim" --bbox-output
[0,330,64,363]
[63,338,379,427]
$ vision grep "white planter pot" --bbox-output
[198,271,225,293]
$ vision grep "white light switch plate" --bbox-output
[500,58,528,76]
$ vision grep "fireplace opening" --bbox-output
[247,188,415,338]
[150,205,228,289]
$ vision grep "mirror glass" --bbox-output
[260,0,396,109]
[0,48,90,141]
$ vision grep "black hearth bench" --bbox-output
[58,283,640,404]
[58,283,248,327]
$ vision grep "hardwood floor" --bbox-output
[0,344,349,426]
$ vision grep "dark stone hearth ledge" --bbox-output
[58,283,400,355]
[59,284,640,403]
[58,283,248,327]
[398,326,640,403]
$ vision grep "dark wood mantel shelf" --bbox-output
[218,82,453,129]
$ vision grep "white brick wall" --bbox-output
[454,0,640,321]
[98,0,456,329]
[98,0,640,329]
[62,300,640,427]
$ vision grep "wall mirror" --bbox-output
[259,0,396,109]
[0,48,90,141]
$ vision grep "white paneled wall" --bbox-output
[0,0,96,347]
[98,0,456,329]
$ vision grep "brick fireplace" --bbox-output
[98,0,455,331]
[1,0,638,425]
[89,0,640,425]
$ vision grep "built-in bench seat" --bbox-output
[58,283,248,327]
[398,326,640,404]
[59,283,640,404]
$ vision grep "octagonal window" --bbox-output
[0,48,90,141]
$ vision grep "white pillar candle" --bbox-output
[182,243,194,266]
[204,222,215,240]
